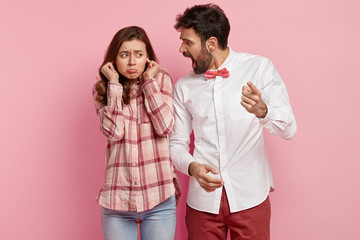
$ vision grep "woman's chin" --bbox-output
[124,73,140,80]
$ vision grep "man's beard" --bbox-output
[183,47,212,74]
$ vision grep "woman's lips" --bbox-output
[127,69,137,74]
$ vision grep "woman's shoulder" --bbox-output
[157,69,171,78]
[92,80,106,95]
[154,69,173,84]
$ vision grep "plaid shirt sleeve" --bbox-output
[92,82,125,141]
[142,70,174,136]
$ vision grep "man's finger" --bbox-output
[241,95,255,105]
[207,181,225,189]
[202,174,222,184]
[202,186,215,192]
[198,179,218,191]
[204,164,218,174]
[241,101,249,108]
[247,81,260,95]
[242,85,251,93]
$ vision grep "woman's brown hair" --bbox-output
[94,26,158,105]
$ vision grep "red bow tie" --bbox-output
[204,68,230,80]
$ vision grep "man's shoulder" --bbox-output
[175,71,201,87]
[232,51,270,64]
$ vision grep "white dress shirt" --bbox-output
[170,48,297,214]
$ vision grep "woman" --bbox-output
[93,26,180,240]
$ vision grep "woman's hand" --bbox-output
[101,62,119,83]
[143,59,160,81]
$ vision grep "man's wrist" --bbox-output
[256,102,268,118]
[188,162,198,176]
[188,162,193,176]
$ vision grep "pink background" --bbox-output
[1,0,359,239]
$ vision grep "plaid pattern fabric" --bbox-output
[93,70,180,212]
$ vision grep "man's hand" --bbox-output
[189,162,224,192]
[241,81,268,118]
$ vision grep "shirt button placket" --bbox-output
[130,101,139,209]
[132,124,139,182]
[214,78,227,173]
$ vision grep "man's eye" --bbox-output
[184,42,191,47]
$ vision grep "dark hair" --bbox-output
[95,26,158,105]
[174,4,230,49]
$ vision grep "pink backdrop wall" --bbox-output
[1,0,359,239]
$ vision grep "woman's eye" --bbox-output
[121,54,128,58]
[136,53,142,57]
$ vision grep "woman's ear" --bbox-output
[206,37,218,52]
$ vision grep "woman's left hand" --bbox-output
[143,59,160,81]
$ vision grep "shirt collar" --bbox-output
[201,47,234,80]
[219,47,233,69]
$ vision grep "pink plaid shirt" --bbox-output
[93,70,180,212]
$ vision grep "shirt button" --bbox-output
[132,163,136,166]
[134,181,137,185]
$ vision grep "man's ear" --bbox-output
[206,37,218,52]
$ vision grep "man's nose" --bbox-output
[179,43,186,54]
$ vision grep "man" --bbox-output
[169,4,297,240]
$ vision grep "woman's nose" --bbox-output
[128,54,136,65]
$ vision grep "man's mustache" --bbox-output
[183,52,193,59]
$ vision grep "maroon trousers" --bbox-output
[186,189,271,240]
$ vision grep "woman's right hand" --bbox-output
[101,62,119,83]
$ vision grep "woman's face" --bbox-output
[115,39,148,80]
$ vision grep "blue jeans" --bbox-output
[101,195,176,240]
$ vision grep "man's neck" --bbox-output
[208,47,230,70]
